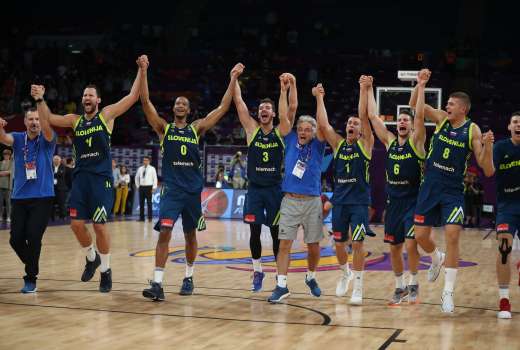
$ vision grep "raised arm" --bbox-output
[193,63,243,136]
[101,55,146,125]
[233,78,257,140]
[411,75,428,157]
[31,85,55,141]
[30,85,77,129]
[139,56,167,137]
[476,128,495,177]
[409,69,447,125]
[278,74,291,136]
[286,73,298,126]
[360,76,374,154]
[0,118,13,146]
[367,80,394,149]
[313,84,342,148]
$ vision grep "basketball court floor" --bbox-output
[1,218,519,349]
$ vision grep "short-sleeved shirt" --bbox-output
[11,131,56,199]
[281,131,326,196]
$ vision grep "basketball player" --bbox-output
[485,111,520,319]
[233,72,297,292]
[314,76,374,305]
[410,69,494,313]
[141,57,243,301]
[368,71,428,305]
[34,55,147,292]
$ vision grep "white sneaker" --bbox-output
[349,286,363,305]
[336,270,353,297]
[441,290,454,313]
[428,251,445,282]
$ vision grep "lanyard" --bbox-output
[23,132,40,165]
[296,142,311,163]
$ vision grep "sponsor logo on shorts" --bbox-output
[70,208,77,217]
[497,223,510,232]
[414,214,425,224]
[161,219,174,227]
[384,233,394,242]
[333,231,342,240]
[244,214,256,223]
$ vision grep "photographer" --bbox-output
[229,151,246,189]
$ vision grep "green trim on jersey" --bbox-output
[98,113,112,135]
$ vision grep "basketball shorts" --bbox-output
[154,184,205,233]
[69,172,114,223]
[332,204,369,242]
[243,184,283,226]
[414,180,465,227]
[384,196,416,245]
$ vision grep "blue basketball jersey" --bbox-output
[161,123,203,193]
[386,137,424,198]
[72,113,112,178]
[247,127,284,187]
[493,138,520,213]
[424,118,474,191]
[332,139,371,205]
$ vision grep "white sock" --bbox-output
[185,263,194,278]
[306,271,316,281]
[395,273,405,289]
[252,259,262,272]
[409,272,418,286]
[84,244,96,262]
[353,270,363,288]
[153,268,164,284]
[277,275,287,288]
[340,263,350,275]
[499,286,509,299]
[99,253,110,273]
[443,268,457,293]
[429,248,441,265]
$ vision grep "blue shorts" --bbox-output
[154,184,205,233]
[384,196,416,245]
[69,172,114,223]
[332,204,368,242]
[496,211,520,237]
[243,184,283,226]
[414,180,465,227]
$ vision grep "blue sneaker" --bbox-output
[268,285,290,303]
[305,277,321,297]
[251,271,265,292]
[21,280,37,293]
[180,277,194,295]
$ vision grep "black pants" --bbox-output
[51,188,67,220]
[139,185,153,220]
[9,197,53,282]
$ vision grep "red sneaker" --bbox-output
[498,298,512,319]
[517,261,520,286]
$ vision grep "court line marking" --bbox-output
[0,289,402,332]
[0,276,514,315]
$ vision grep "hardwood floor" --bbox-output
[1,218,519,349]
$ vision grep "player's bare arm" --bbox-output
[139,55,168,138]
[193,63,244,136]
[314,83,341,148]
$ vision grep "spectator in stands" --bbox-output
[0,149,13,222]
[229,151,246,189]
[134,156,157,221]
[464,168,484,228]
[113,165,130,216]
[51,155,68,220]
